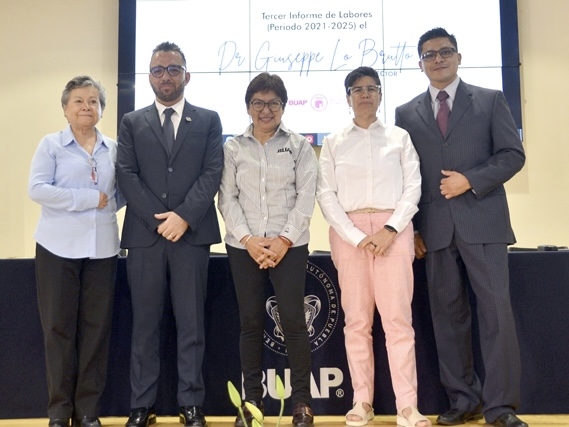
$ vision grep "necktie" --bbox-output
[163,108,175,154]
[436,90,450,137]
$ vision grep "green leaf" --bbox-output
[275,374,285,399]
[227,381,242,408]
[252,419,262,427]
[244,401,264,423]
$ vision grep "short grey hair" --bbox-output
[61,75,106,110]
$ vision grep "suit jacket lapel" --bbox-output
[144,106,170,154]
[170,102,195,160]
[416,91,441,138]
[446,81,473,138]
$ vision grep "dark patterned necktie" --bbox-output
[436,90,450,137]
[163,108,175,154]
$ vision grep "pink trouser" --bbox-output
[329,212,418,411]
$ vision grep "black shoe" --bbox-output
[49,419,70,427]
[125,407,156,427]
[73,417,101,427]
[179,406,207,427]
[234,400,264,427]
[292,402,314,427]
[491,413,528,427]
[436,408,483,425]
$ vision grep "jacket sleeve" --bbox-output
[116,113,166,232]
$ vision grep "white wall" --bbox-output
[2,0,568,258]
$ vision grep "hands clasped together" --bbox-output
[357,227,397,256]
[155,211,190,243]
[241,235,291,269]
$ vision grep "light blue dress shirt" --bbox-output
[29,125,125,259]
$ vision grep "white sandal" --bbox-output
[396,406,432,427]
[346,402,374,427]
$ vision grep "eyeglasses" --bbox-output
[88,157,98,185]
[250,99,284,112]
[348,85,381,96]
[421,47,457,62]
[149,64,186,78]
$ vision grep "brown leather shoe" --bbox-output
[292,402,314,427]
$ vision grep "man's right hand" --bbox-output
[414,233,427,259]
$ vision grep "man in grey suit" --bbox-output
[395,28,527,427]
[117,41,223,427]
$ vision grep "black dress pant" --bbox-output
[226,244,312,406]
[127,239,210,407]
[426,233,521,422]
[35,244,117,419]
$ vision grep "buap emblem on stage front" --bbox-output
[264,260,339,355]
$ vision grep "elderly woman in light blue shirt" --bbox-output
[28,75,124,427]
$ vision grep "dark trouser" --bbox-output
[426,232,521,423]
[127,239,210,407]
[35,243,116,420]
[226,244,312,406]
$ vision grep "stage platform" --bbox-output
[0,414,560,427]
[1,252,568,419]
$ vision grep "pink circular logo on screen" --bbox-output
[311,95,328,111]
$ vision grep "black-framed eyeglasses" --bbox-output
[348,85,381,96]
[421,47,457,62]
[88,157,98,185]
[149,64,186,78]
[250,99,284,112]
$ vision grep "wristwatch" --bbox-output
[384,225,398,234]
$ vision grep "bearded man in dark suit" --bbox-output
[117,41,223,427]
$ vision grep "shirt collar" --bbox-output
[347,117,385,132]
[242,121,291,139]
[61,125,106,148]
[155,98,185,117]
[429,76,460,103]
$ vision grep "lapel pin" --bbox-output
[185,116,192,122]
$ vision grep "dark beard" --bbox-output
[151,83,184,104]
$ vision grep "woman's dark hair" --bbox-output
[344,67,381,95]
[245,72,288,106]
